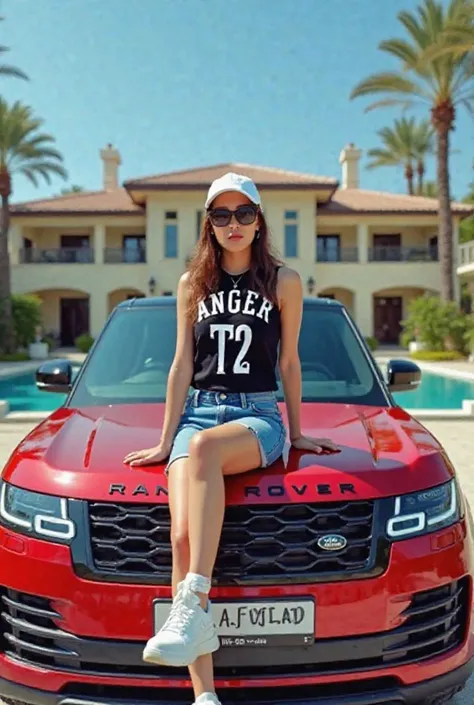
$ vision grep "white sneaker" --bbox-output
[194,693,221,705]
[143,573,219,666]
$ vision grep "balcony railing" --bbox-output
[19,247,148,264]
[104,247,147,264]
[20,247,94,264]
[459,242,474,267]
[17,243,442,266]
[369,246,438,262]
[317,247,358,263]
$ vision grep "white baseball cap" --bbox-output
[205,172,262,210]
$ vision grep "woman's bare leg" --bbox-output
[186,423,261,606]
[143,424,262,674]
[168,459,215,697]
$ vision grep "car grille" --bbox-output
[0,579,468,679]
[58,679,401,703]
[86,500,377,584]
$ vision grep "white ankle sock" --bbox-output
[195,692,220,705]
[185,571,211,595]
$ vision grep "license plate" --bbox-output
[153,598,315,647]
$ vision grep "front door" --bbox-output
[373,297,402,344]
[60,298,90,346]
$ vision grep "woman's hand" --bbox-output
[123,441,171,467]
[291,435,340,454]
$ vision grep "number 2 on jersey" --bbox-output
[210,323,252,375]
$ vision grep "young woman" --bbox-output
[124,172,338,705]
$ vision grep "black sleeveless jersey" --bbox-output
[192,269,281,392]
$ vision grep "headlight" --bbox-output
[0,481,75,543]
[386,479,460,540]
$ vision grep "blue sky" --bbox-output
[2,0,473,203]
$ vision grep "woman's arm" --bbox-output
[160,272,195,451]
[277,267,303,443]
[124,272,194,466]
[277,268,339,454]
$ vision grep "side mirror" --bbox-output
[36,359,73,394]
[387,359,421,393]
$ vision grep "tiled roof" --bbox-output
[11,188,143,216]
[124,162,338,188]
[319,188,474,215]
[10,170,473,218]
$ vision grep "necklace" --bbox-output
[229,273,244,289]
[222,267,249,289]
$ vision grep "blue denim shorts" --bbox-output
[166,390,286,473]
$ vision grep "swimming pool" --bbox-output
[1,369,474,413]
[0,372,68,412]
[393,370,474,409]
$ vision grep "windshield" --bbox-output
[68,302,389,407]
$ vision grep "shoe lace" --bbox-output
[162,584,199,635]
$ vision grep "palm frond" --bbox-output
[422,28,474,61]
[397,9,431,49]
[0,63,28,80]
[23,134,59,149]
[0,20,29,81]
[447,0,471,21]
[414,0,473,64]
[19,167,39,188]
[364,98,418,113]
[18,161,68,184]
[351,0,473,114]
[420,0,445,41]
[366,148,401,168]
[350,72,427,103]
[460,97,474,114]
[0,98,67,193]
[378,39,420,66]
[23,146,64,162]
[419,180,439,197]
[450,58,474,96]
[366,116,434,171]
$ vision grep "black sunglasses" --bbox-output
[207,204,258,227]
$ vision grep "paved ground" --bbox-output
[0,360,38,379]
[0,348,85,379]
[0,420,473,703]
[374,351,474,380]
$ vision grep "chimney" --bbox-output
[100,143,121,190]
[339,143,362,189]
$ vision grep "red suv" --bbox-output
[0,297,473,705]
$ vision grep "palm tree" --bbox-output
[60,185,84,195]
[350,0,473,302]
[0,100,67,353]
[0,16,28,80]
[417,0,474,61]
[419,180,439,198]
[366,117,433,195]
[412,120,435,194]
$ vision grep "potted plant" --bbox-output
[28,325,49,360]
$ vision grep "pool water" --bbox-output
[392,370,474,410]
[1,369,474,413]
[0,372,67,412]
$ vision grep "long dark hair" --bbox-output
[186,208,282,322]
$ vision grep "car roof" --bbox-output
[117,295,344,309]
